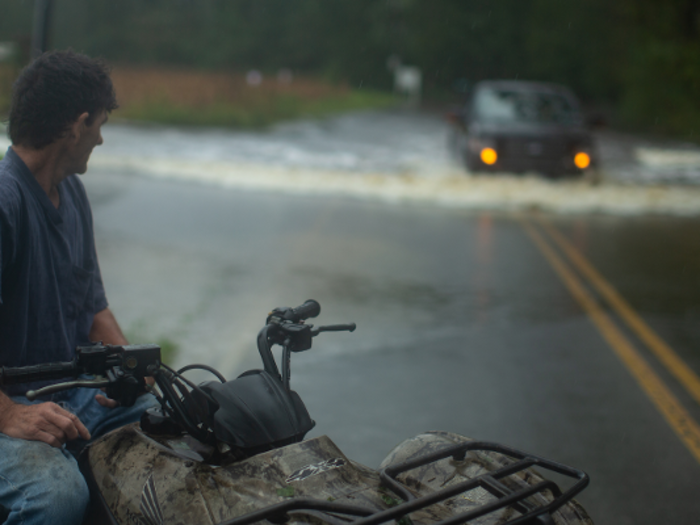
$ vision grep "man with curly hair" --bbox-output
[0,50,156,525]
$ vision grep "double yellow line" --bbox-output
[522,216,700,464]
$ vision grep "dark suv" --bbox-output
[448,80,596,178]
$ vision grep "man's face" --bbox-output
[69,110,107,175]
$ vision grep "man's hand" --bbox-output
[0,401,91,448]
[95,393,119,408]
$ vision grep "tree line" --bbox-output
[0,0,698,138]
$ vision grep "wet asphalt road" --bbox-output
[84,168,700,525]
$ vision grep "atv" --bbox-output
[0,300,593,525]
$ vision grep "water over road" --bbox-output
[55,108,700,216]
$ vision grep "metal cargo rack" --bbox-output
[218,441,590,525]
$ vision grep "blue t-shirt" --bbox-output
[0,147,107,395]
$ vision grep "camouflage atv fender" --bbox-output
[87,424,447,525]
[379,431,594,525]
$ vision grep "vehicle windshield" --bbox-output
[473,88,581,125]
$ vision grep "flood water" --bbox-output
[6,109,699,216]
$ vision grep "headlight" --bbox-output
[574,152,591,169]
[480,147,498,165]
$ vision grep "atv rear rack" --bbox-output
[219,440,590,525]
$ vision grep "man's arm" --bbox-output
[89,307,128,345]
[0,299,104,445]
[0,389,91,447]
[0,290,101,446]
[89,307,130,408]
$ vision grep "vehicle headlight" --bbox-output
[480,147,498,165]
[574,152,591,169]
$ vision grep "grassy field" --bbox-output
[0,65,396,129]
[110,66,396,128]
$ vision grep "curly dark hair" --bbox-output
[9,50,118,149]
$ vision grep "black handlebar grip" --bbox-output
[0,361,77,387]
[291,300,321,321]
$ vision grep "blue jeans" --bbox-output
[0,388,158,525]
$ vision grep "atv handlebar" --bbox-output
[291,299,321,321]
[0,344,161,406]
[0,301,354,442]
[259,301,355,390]
[266,299,321,324]
[0,361,78,386]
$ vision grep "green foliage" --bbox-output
[615,0,700,138]
[155,337,179,366]
[0,0,698,138]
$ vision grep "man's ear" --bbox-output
[69,112,90,142]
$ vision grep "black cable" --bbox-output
[158,364,220,443]
[154,371,212,443]
[161,363,218,405]
[177,364,226,383]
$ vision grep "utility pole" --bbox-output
[31,0,54,58]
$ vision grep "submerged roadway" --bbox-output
[84,166,700,525]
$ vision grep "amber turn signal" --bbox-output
[480,148,498,165]
[574,152,591,169]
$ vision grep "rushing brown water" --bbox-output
[3,111,700,215]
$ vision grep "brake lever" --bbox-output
[311,323,357,335]
[26,376,110,401]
